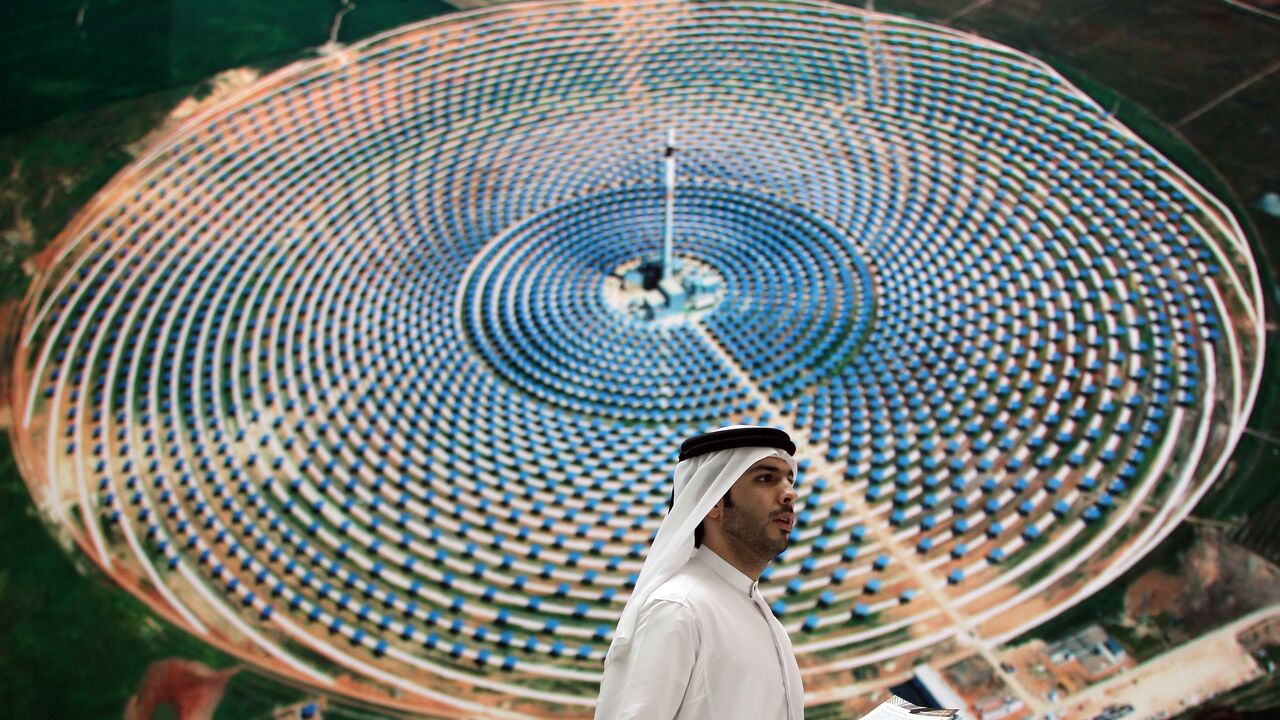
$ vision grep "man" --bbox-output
[595,425,804,719]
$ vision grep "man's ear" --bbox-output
[705,501,724,521]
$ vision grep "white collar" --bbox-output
[694,545,759,597]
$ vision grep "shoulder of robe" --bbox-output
[634,596,701,653]
[646,565,703,606]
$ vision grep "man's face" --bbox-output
[719,456,798,559]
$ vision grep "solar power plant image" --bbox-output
[2,1,1278,719]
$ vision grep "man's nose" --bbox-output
[780,482,797,506]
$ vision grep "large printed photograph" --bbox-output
[1,1,1278,718]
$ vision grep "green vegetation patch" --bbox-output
[2,0,458,136]
[337,0,458,44]
[1198,432,1280,524]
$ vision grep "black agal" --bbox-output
[678,426,795,462]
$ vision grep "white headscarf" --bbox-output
[604,426,798,665]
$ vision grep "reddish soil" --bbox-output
[1123,569,1183,619]
[123,659,238,720]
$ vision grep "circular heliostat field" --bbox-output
[10,1,1264,717]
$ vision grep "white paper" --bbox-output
[858,695,959,719]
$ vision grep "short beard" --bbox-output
[722,504,789,561]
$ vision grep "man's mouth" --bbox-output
[773,513,795,531]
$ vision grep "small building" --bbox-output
[974,694,1025,720]
[1046,624,1128,680]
